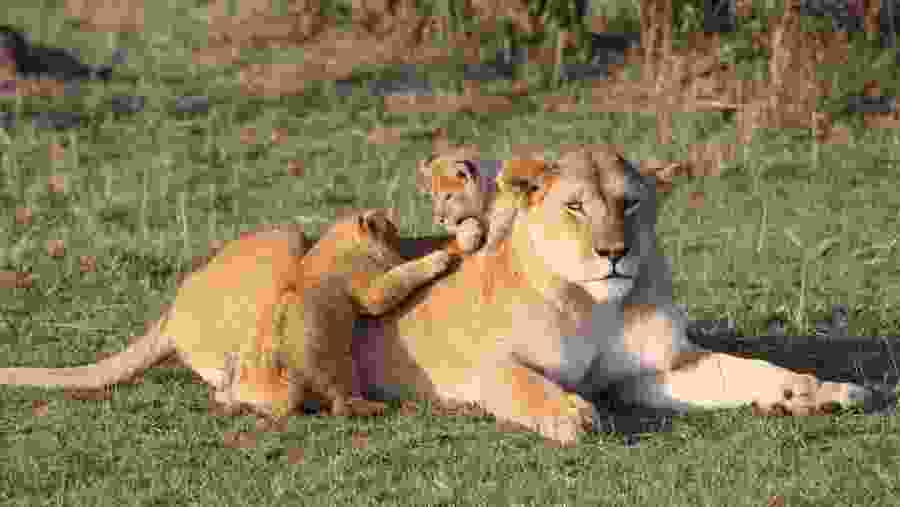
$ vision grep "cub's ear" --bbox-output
[416,154,440,194]
[417,155,480,195]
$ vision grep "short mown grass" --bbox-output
[2,0,900,506]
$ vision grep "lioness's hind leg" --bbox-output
[615,351,875,415]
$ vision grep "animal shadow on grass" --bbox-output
[586,324,899,446]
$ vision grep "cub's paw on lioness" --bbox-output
[0,209,458,422]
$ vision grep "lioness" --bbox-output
[0,210,457,420]
[354,145,875,445]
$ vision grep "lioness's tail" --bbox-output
[0,312,175,389]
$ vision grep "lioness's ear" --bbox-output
[499,159,553,195]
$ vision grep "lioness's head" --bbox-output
[330,208,405,268]
[509,146,656,304]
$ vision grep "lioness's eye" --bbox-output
[565,201,583,212]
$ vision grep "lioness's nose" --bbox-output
[595,246,628,262]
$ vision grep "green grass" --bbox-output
[2,0,900,505]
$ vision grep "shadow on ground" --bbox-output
[591,332,900,446]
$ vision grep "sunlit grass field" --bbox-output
[2,0,900,505]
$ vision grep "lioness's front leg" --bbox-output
[477,358,596,446]
[615,304,875,415]
[616,350,874,415]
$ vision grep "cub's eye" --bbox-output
[624,198,641,215]
[565,201,583,213]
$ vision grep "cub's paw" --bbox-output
[752,374,875,416]
[455,217,485,254]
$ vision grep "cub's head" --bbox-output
[416,153,498,234]
[509,146,656,304]
[330,208,405,268]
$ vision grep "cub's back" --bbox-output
[166,229,308,370]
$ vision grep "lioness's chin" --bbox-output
[581,278,635,303]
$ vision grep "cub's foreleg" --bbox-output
[354,250,454,316]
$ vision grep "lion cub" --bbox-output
[0,209,456,422]
[214,208,457,419]
[416,153,545,254]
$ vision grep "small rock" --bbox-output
[367,75,432,97]
[559,63,608,82]
[0,111,14,129]
[462,47,526,82]
[110,94,145,114]
[32,111,83,130]
[333,79,356,97]
[174,95,210,114]
[497,46,528,66]
[463,62,514,82]
[110,47,128,66]
[847,95,896,114]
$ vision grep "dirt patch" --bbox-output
[66,0,145,32]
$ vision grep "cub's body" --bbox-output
[1,211,456,420]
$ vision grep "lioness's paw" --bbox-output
[530,414,589,446]
[527,394,595,446]
[752,374,875,416]
[456,218,485,253]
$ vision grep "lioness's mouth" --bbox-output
[584,275,633,283]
